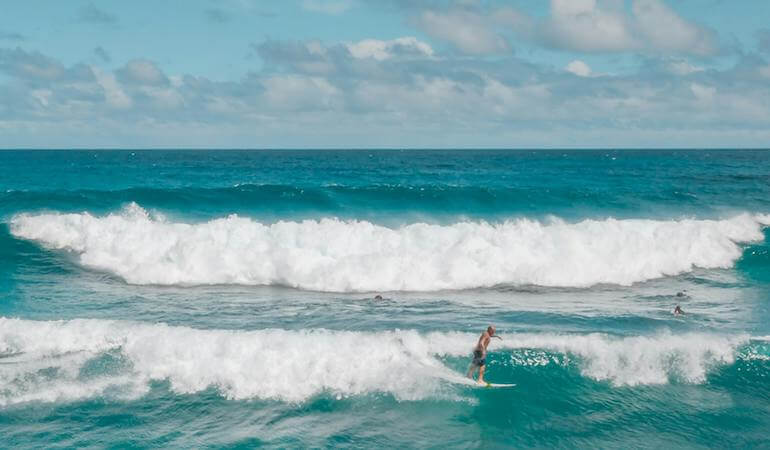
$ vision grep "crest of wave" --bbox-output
[0,318,749,406]
[0,318,467,405]
[9,204,770,291]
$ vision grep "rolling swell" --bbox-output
[736,228,770,283]
[0,182,719,222]
[8,204,770,291]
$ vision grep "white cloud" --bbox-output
[0,48,65,80]
[553,0,596,16]
[417,9,510,54]
[262,75,340,111]
[566,60,592,77]
[142,86,184,109]
[633,0,715,56]
[30,89,52,107]
[305,41,327,56]
[665,59,702,76]
[413,0,715,56]
[2,41,770,148]
[543,0,636,52]
[535,0,717,55]
[93,68,132,109]
[169,75,184,88]
[690,82,716,104]
[254,40,338,74]
[346,37,434,60]
[302,0,354,15]
[118,59,168,85]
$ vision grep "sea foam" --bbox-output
[0,317,750,406]
[9,204,770,291]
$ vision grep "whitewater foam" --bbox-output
[8,205,769,291]
[0,317,752,406]
[499,332,745,386]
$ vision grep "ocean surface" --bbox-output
[1,149,769,448]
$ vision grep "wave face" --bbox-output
[9,204,769,291]
[0,317,755,406]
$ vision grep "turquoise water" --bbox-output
[1,150,769,448]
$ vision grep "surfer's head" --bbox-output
[487,325,496,336]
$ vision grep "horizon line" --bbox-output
[2,147,770,151]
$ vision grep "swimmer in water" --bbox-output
[674,305,684,315]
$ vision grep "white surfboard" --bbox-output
[483,383,516,388]
[441,373,516,388]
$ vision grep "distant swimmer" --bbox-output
[674,305,684,315]
[467,325,501,384]
[374,295,383,300]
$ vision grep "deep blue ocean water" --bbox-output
[1,149,769,448]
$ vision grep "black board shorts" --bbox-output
[472,350,486,367]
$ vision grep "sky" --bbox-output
[1,0,770,148]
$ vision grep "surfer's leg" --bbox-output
[467,363,476,379]
[477,364,486,384]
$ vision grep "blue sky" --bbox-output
[1,0,770,148]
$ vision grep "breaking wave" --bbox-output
[9,204,770,291]
[0,317,757,406]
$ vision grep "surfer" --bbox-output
[674,305,684,315]
[467,325,499,384]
